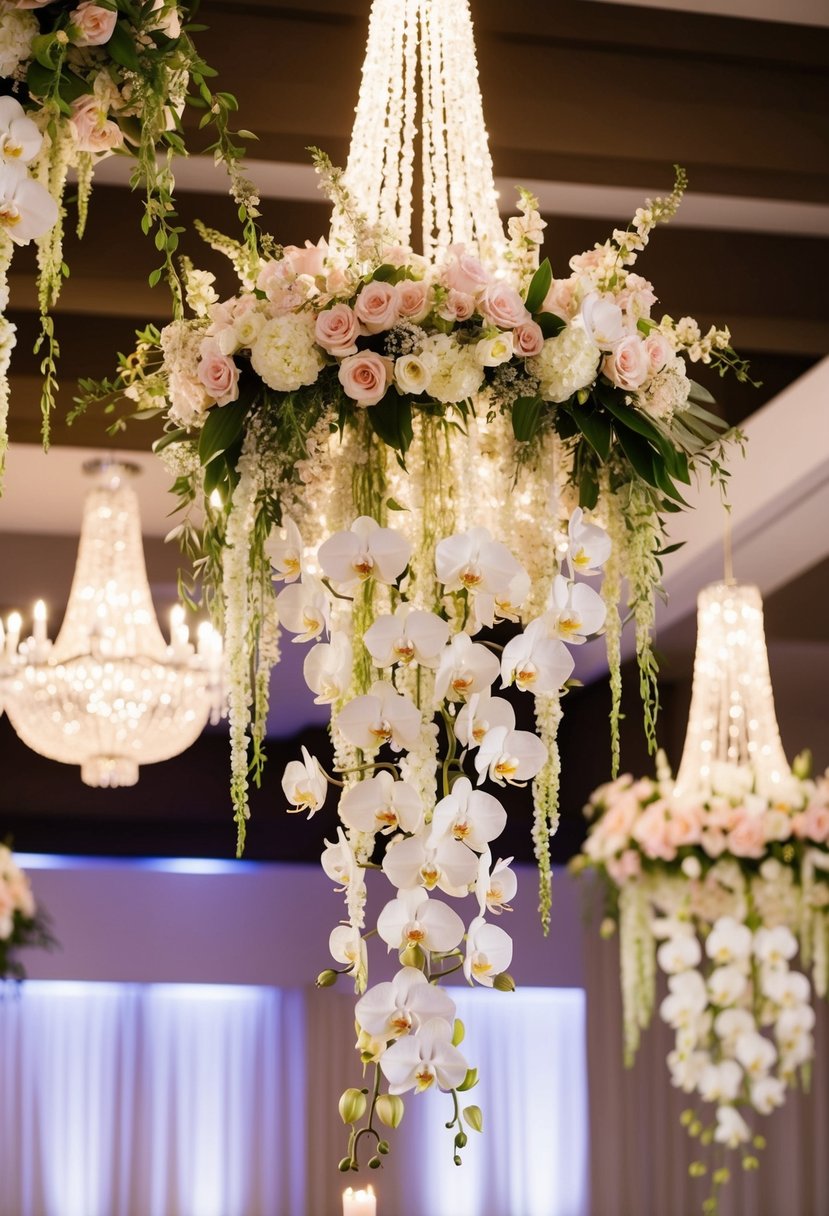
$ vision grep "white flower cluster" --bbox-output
[528,325,600,404]
[0,844,36,940]
[0,7,36,78]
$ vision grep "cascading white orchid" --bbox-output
[474,725,548,786]
[500,616,575,694]
[339,770,423,836]
[377,888,466,954]
[476,852,518,915]
[455,692,516,749]
[434,632,500,701]
[382,832,478,896]
[435,526,526,597]
[545,574,607,644]
[0,162,58,246]
[363,605,449,669]
[463,915,514,986]
[565,507,612,577]
[430,777,507,853]
[337,680,422,752]
[0,97,43,167]
[303,633,353,704]
[355,967,457,1040]
[281,745,328,816]
[380,1016,469,1095]
[266,515,304,582]
[318,515,411,592]
[275,574,331,641]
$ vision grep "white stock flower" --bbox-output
[455,692,515,750]
[528,326,601,403]
[0,97,41,165]
[377,887,465,953]
[383,832,478,896]
[250,312,324,391]
[281,746,327,817]
[707,965,747,1008]
[337,680,421,752]
[434,632,500,702]
[705,916,753,967]
[579,292,626,350]
[476,852,517,915]
[0,162,58,245]
[431,777,507,852]
[464,915,513,986]
[275,575,330,642]
[500,617,574,694]
[754,925,798,968]
[318,516,411,592]
[699,1060,743,1103]
[363,606,449,669]
[380,1016,468,1094]
[303,633,353,704]
[266,516,303,582]
[545,575,606,644]
[339,771,423,836]
[356,967,456,1040]
[474,725,547,787]
[656,934,702,975]
[735,1031,777,1078]
[751,1076,786,1115]
[566,508,612,577]
[435,527,525,597]
[714,1105,751,1149]
[659,970,707,1029]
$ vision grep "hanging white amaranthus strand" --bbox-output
[600,476,626,777]
[625,481,664,753]
[532,692,563,934]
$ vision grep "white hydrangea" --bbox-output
[250,313,324,392]
[528,326,600,403]
[635,353,690,420]
[422,333,484,404]
[0,9,37,78]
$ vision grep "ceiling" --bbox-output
[0,0,827,863]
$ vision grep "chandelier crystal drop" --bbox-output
[673,582,790,801]
[1,461,224,788]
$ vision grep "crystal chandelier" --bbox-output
[673,581,790,801]
[1,460,224,788]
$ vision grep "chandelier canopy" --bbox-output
[2,461,223,788]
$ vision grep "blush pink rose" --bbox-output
[513,320,545,358]
[606,849,642,884]
[602,335,650,391]
[727,810,766,859]
[632,800,677,862]
[438,289,475,323]
[354,280,399,334]
[479,282,530,330]
[644,332,672,375]
[443,244,489,296]
[70,96,123,154]
[700,826,728,858]
[70,1,118,45]
[338,351,390,407]
[197,340,240,407]
[541,278,577,321]
[665,804,703,849]
[282,238,328,279]
[793,803,829,843]
[395,279,430,322]
[315,303,361,358]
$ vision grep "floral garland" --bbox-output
[0,0,256,470]
[77,161,749,1166]
[575,753,829,1213]
[0,842,52,979]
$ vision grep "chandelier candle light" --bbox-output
[1,460,224,788]
[78,0,752,1169]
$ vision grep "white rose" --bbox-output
[394,352,434,396]
[476,331,514,368]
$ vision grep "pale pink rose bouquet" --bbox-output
[0,843,53,981]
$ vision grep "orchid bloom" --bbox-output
[377,887,465,954]
[706,965,747,1008]
[545,575,606,644]
[338,771,423,836]
[476,852,518,915]
[474,725,548,787]
[355,967,456,1040]
[699,1060,742,1104]
[380,1016,468,1094]
[713,1106,751,1149]
[469,567,532,632]
[500,617,574,694]
[434,632,500,702]
[0,162,58,245]
[435,526,525,597]
[382,832,478,896]
[337,680,421,752]
[659,971,708,1029]
[455,692,516,750]
[463,915,513,986]
[363,605,449,669]
[303,633,353,704]
[705,916,753,967]
[275,574,330,642]
[320,827,358,889]
[329,924,367,989]
[318,516,411,592]
[565,508,611,578]
[430,777,507,852]
[266,515,304,582]
[656,934,702,975]
[0,97,42,165]
[281,746,327,817]
[735,1030,777,1078]
[754,925,798,968]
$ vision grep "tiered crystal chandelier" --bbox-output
[673,581,790,801]
[1,460,224,788]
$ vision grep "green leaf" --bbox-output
[524,258,552,315]
[575,408,612,461]
[152,427,188,455]
[367,394,414,456]
[203,452,228,497]
[198,401,249,467]
[372,263,405,284]
[536,311,566,339]
[385,497,408,512]
[657,541,686,557]
[613,422,658,488]
[579,457,599,510]
[31,33,63,71]
[107,21,141,70]
[512,395,543,443]
[687,379,716,405]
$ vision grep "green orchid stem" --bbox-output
[351,1064,383,1166]
[439,708,460,798]
[336,762,401,778]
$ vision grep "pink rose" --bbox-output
[325,266,352,296]
[606,849,641,884]
[602,335,650,391]
[700,826,727,858]
[794,803,829,843]
[354,280,399,334]
[437,289,475,323]
[70,1,117,45]
[727,810,766,859]
[665,804,702,849]
[338,351,390,407]
[632,799,677,862]
[479,282,530,330]
[281,238,328,280]
[541,278,577,321]
[443,244,489,296]
[395,279,430,322]
[380,244,410,269]
[513,320,545,358]
[644,332,672,375]
[197,339,240,407]
[315,303,360,358]
[70,96,123,155]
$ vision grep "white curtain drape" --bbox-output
[0,982,588,1216]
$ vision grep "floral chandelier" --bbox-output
[577,581,828,1213]
[72,0,754,1174]
[1,460,224,788]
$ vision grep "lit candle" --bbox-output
[343,1185,376,1216]
[33,599,47,647]
[6,611,21,659]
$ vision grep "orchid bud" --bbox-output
[457,1067,478,1092]
[338,1157,353,1173]
[452,1018,465,1046]
[376,1093,405,1129]
[316,969,338,988]
[338,1087,367,1125]
[492,971,515,992]
[793,749,812,779]
[399,942,427,970]
[377,1140,390,1155]
[599,918,616,939]
[463,1104,483,1133]
[368,1156,381,1170]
